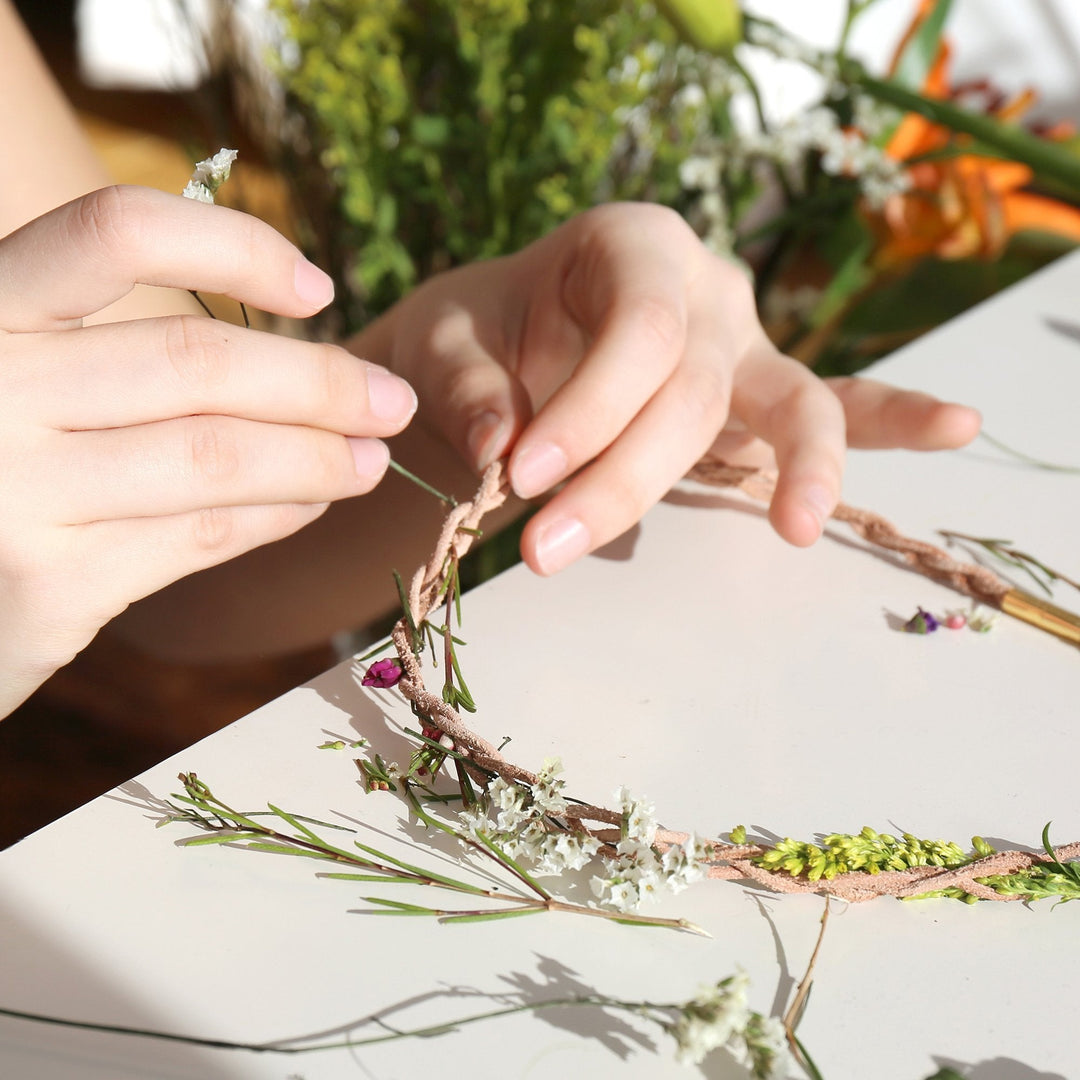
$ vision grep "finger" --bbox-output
[29,418,391,524]
[519,337,732,575]
[9,315,416,434]
[507,238,690,500]
[824,376,982,449]
[729,342,847,547]
[384,284,534,471]
[66,501,333,630]
[0,185,335,331]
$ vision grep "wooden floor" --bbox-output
[0,635,336,848]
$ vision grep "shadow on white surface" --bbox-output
[0,893,242,1079]
[933,1058,1067,1080]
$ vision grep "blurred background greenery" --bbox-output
[254,0,1080,370]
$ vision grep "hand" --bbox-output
[0,185,416,716]
[369,202,980,574]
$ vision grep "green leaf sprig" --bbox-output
[162,773,705,935]
[939,531,1080,598]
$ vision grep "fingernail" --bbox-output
[366,366,417,423]
[293,257,335,309]
[801,483,835,531]
[534,517,590,575]
[466,410,508,470]
[512,441,567,499]
[347,437,389,480]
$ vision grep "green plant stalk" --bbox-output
[853,71,1080,191]
[888,0,954,90]
[938,530,1080,596]
[0,994,736,1059]
[387,458,457,505]
[168,776,705,933]
[743,11,1080,194]
[978,431,1080,474]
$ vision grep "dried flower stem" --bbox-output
[939,530,1080,596]
[382,457,1080,904]
[0,990,755,1060]
[784,900,831,1063]
[165,773,704,933]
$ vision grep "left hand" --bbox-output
[368,202,980,575]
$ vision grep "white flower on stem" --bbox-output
[181,180,216,204]
[462,775,707,913]
[670,971,752,1066]
[536,757,563,784]
[628,807,657,845]
[532,764,569,816]
[456,804,489,839]
[182,148,239,205]
[534,831,601,875]
[606,879,639,911]
[743,1014,794,1080]
[490,776,523,813]
[661,832,709,893]
[615,835,653,861]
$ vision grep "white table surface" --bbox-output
[2,250,1080,1080]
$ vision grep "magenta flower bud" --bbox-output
[361,657,403,688]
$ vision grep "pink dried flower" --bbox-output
[362,658,403,688]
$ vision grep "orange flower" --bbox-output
[868,7,1080,266]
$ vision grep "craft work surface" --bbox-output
[2,250,1079,1080]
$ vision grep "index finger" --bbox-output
[0,185,334,331]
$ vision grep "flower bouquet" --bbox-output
[241,0,1080,373]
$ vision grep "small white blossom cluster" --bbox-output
[182,148,239,204]
[609,101,659,186]
[678,151,734,254]
[588,786,709,912]
[670,972,791,1077]
[458,759,602,876]
[457,764,708,912]
[736,106,910,208]
[606,41,738,209]
[852,93,903,141]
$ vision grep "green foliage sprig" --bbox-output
[939,530,1080,598]
[161,771,705,933]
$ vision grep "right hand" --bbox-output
[0,185,416,717]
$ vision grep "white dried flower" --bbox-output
[461,775,705,914]
[182,148,239,205]
[181,180,215,204]
[670,971,752,1065]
